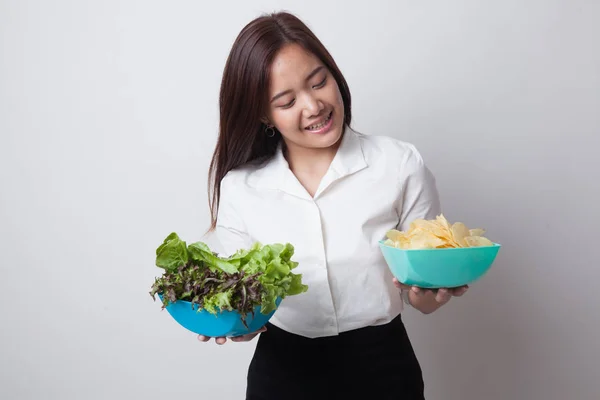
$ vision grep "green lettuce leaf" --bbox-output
[254,243,308,314]
[188,241,238,274]
[226,242,262,265]
[287,273,307,296]
[155,232,188,271]
[203,290,234,314]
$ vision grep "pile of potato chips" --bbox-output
[384,214,494,249]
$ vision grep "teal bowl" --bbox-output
[378,240,501,288]
[157,294,281,337]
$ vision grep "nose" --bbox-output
[302,93,324,118]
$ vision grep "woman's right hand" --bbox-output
[197,326,267,345]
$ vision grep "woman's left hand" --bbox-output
[392,277,469,304]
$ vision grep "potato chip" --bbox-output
[384,214,493,249]
[385,237,410,249]
[451,222,470,247]
[386,229,407,243]
[409,230,447,249]
[435,214,452,232]
[409,219,448,239]
[464,235,493,247]
[469,228,486,237]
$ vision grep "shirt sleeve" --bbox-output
[215,173,253,257]
[396,148,442,232]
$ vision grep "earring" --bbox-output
[265,125,276,137]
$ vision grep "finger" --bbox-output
[411,286,424,296]
[197,335,210,342]
[452,285,469,296]
[215,336,227,345]
[435,288,451,303]
[392,278,412,291]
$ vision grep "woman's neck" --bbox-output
[283,139,340,176]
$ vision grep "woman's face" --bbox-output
[265,43,345,152]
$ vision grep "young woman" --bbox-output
[202,11,468,400]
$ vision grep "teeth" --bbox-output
[307,113,331,130]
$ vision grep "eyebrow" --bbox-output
[270,66,325,103]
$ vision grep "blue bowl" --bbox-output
[378,240,501,288]
[157,294,281,337]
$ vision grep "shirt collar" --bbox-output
[256,125,368,199]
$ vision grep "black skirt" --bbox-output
[246,314,425,400]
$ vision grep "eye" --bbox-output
[312,77,327,89]
[280,98,296,109]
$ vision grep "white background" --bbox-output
[1,1,599,399]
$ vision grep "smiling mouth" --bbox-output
[305,111,333,131]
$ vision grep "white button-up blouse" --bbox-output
[215,126,441,338]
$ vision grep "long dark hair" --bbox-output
[208,11,352,230]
